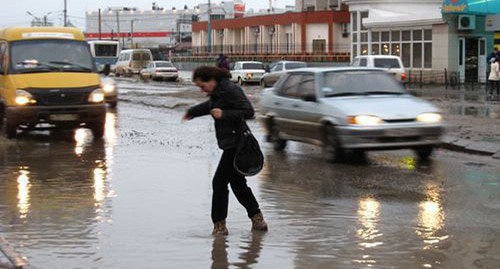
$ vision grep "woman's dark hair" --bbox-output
[192,66,231,82]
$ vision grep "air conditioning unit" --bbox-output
[458,15,476,30]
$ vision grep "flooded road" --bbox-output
[1,81,500,269]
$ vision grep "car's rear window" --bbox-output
[285,62,307,69]
[156,62,174,67]
[322,71,405,97]
[242,63,264,70]
[132,53,151,61]
[374,58,401,69]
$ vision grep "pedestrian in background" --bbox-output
[488,57,499,100]
[216,53,230,71]
[183,66,268,235]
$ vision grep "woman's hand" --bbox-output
[210,108,223,119]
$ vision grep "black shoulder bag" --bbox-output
[233,121,264,177]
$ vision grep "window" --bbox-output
[271,63,283,72]
[413,43,422,68]
[279,74,303,98]
[371,32,379,42]
[424,29,432,41]
[360,12,368,31]
[402,31,411,41]
[424,43,432,68]
[372,44,379,55]
[391,31,400,42]
[352,12,358,31]
[297,74,315,98]
[381,31,390,42]
[359,58,367,66]
[402,43,411,68]
[413,30,422,41]
[0,43,6,72]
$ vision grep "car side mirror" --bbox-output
[303,95,317,102]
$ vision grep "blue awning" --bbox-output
[443,0,500,14]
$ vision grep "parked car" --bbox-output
[230,61,266,85]
[258,67,444,161]
[140,61,179,81]
[114,49,153,77]
[100,75,118,108]
[351,55,407,83]
[261,61,307,87]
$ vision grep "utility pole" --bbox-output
[116,11,121,48]
[207,0,212,54]
[130,19,135,48]
[98,8,102,39]
[63,0,67,26]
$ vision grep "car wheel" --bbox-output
[260,79,266,88]
[238,77,244,86]
[125,70,132,77]
[415,146,434,160]
[323,124,344,162]
[269,122,287,151]
[108,101,117,108]
[5,121,17,139]
[89,121,105,139]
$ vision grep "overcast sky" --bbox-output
[1,0,296,29]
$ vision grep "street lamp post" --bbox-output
[207,0,212,54]
[130,19,136,48]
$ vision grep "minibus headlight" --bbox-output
[15,90,36,105]
[88,88,105,103]
[102,83,116,94]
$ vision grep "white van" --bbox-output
[114,49,153,77]
[352,55,407,83]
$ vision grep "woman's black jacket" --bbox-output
[187,79,254,149]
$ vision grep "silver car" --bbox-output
[261,61,307,87]
[258,67,444,161]
[140,61,179,81]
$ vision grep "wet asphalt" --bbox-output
[0,79,500,269]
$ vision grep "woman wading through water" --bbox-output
[183,66,268,235]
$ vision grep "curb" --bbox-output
[439,135,500,158]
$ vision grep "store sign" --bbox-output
[486,15,500,31]
[442,0,468,13]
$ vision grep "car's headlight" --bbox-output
[347,115,383,126]
[102,83,116,94]
[15,90,36,105]
[416,113,442,123]
[88,88,105,103]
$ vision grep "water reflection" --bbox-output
[417,182,447,249]
[357,197,383,249]
[0,110,119,267]
[17,167,31,219]
[211,232,264,269]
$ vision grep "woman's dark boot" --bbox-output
[251,213,268,231]
[212,220,229,235]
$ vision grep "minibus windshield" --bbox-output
[10,39,96,73]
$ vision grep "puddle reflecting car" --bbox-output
[139,60,178,81]
[258,67,444,161]
[261,61,307,87]
[230,61,266,85]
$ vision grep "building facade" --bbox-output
[191,9,350,60]
[345,0,496,83]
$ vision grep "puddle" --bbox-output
[449,104,500,119]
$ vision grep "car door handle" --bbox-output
[292,104,300,108]
[273,101,282,105]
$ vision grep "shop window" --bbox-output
[381,31,390,42]
[381,43,390,55]
[424,43,432,68]
[352,12,358,32]
[371,31,379,42]
[361,11,368,31]
[424,29,432,41]
[413,43,422,68]
[353,44,358,57]
[352,33,357,43]
[361,44,368,55]
[402,43,411,68]
[360,32,368,42]
[413,30,422,41]
[402,30,411,41]
[372,44,379,55]
[391,31,400,42]
[391,43,400,56]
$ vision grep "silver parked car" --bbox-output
[258,67,444,161]
[261,60,307,87]
[140,61,179,81]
